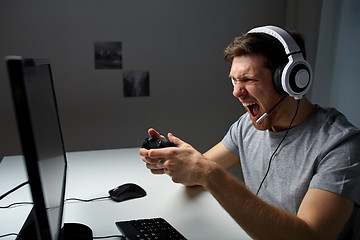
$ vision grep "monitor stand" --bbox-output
[16,207,46,240]
[59,223,93,240]
[16,207,93,240]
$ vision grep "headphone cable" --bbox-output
[256,99,300,196]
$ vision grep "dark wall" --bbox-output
[0,0,321,159]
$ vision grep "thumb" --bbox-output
[148,128,165,140]
[167,133,187,147]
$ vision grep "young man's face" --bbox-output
[229,54,286,131]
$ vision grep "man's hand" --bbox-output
[139,128,167,174]
[139,130,213,186]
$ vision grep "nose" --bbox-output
[233,82,247,98]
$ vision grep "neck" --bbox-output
[271,96,314,132]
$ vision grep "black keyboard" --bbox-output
[115,217,187,240]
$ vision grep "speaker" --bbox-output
[248,25,312,100]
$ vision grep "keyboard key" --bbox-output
[116,218,187,240]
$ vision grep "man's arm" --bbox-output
[142,133,354,239]
[203,141,240,170]
[203,160,354,240]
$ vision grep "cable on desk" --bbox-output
[65,197,126,239]
[93,235,125,239]
[0,196,109,208]
[0,201,33,209]
[0,233,18,238]
[0,180,29,200]
[65,196,110,203]
[0,233,125,239]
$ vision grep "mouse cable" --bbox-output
[65,196,110,203]
[0,180,29,201]
[256,99,300,196]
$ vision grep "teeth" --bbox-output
[242,102,255,107]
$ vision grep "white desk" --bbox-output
[0,148,251,240]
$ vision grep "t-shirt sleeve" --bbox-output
[222,118,242,156]
[309,132,360,206]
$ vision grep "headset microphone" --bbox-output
[256,95,287,123]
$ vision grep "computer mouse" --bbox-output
[109,183,147,202]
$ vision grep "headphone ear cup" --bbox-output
[273,64,287,95]
[288,62,311,97]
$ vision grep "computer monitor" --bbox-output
[6,56,67,240]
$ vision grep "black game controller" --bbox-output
[141,137,177,150]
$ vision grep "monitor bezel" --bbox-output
[6,56,67,240]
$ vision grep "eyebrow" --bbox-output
[228,74,259,80]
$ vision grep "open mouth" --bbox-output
[243,102,261,119]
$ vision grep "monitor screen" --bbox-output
[6,56,67,240]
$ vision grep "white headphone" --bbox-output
[248,25,312,100]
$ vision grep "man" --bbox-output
[139,26,360,239]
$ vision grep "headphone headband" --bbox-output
[248,25,301,55]
[246,25,312,99]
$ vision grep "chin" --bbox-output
[252,119,270,131]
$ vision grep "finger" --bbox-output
[167,133,187,147]
[142,156,154,164]
[156,162,164,169]
[140,148,165,164]
[150,169,166,175]
[146,163,163,170]
[139,148,149,157]
[143,156,164,165]
[147,148,176,159]
[148,128,165,140]
[157,158,168,168]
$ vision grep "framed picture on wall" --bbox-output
[123,70,150,97]
[94,41,122,69]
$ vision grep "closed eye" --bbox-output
[230,76,258,85]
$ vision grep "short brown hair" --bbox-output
[224,30,306,74]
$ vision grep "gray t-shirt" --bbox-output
[222,105,360,238]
